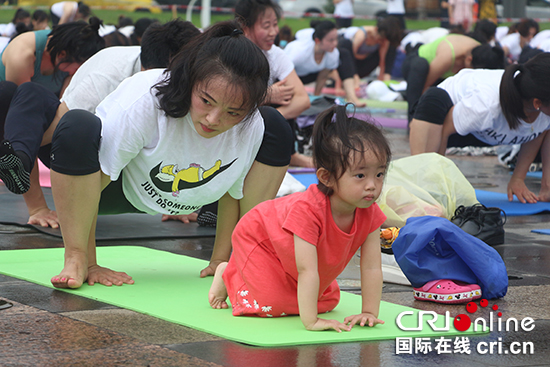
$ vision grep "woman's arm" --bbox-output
[344,229,385,327]
[3,33,36,85]
[377,39,390,81]
[438,106,457,155]
[275,70,311,120]
[23,161,59,228]
[59,2,76,24]
[200,192,240,278]
[295,234,351,332]
[314,69,332,96]
[508,134,546,203]
[352,29,367,60]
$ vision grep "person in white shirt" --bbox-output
[235,0,313,167]
[409,53,550,203]
[285,20,364,107]
[16,21,291,289]
[333,0,354,29]
[500,18,539,63]
[1,8,30,38]
[50,1,90,25]
[387,0,406,30]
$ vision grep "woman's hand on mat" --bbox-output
[344,313,385,328]
[161,213,198,224]
[268,79,294,106]
[307,318,352,333]
[200,259,224,278]
[508,177,538,203]
[27,208,59,228]
[87,264,135,287]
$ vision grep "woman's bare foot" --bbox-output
[51,251,88,289]
[347,96,367,108]
[209,262,229,309]
[290,153,314,168]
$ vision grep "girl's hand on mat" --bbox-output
[508,178,538,203]
[161,213,198,224]
[308,318,352,333]
[87,264,135,287]
[200,260,224,278]
[344,313,385,328]
[27,207,59,228]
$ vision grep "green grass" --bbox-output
[0,7,548,32]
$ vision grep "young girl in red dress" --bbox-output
[209,105,391,332]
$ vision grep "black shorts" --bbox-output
[412,87,454,125]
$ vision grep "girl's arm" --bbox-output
[508,133,546,203]
[200,192,239,277]
[3,33,36,85]
[314,69,332,96]
[377,39,390,81]
[295,234,351,332]
[344,229,385,327]
[275,70,311,120]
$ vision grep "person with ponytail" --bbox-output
[7,20,292,289]
[409,53,550,203]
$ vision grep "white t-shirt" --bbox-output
[499,33,522,61]
[294,27,314,42]
[0,36,9,53]
[263,45,294,85]
[62,46,142,113]
[387,0,405,15]
[334,0,354,17]
[530,29,550,48]
[284,38,339,77]
[438,69,550,145]
[97,69,264,216]
[538,38,550,52]
[50,1,78,21]
[1,23,16,38]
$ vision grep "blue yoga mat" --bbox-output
[291,172,318,188]
[531,229,550,235]
[475,189,550,216]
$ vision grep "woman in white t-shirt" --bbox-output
[50,1,90,25]
[333,0,354,29]
[409,53,550,203]
[500,18,539,63]
[285,20,365,107]
[20,21,292,289]
[235,0,312,167]
[1,8,31,38]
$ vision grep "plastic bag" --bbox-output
[377,153,478,227]
[392,216,508,299]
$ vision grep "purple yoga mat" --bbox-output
[355,114,408,129]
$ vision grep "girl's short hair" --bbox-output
[155,20,270,120]
[377,16,403,47]
[234,0,282,29]
[516,18,539,38]
[47,16,105,67]
[311,20,336,41]
[12,8,30,24]
[500,52,550,130]
[312,105,392,196]
[471,44,505,69]
[32,9,49,23]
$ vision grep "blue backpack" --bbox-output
[392,216,508,299]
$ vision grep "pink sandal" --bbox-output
[413,279,482,304]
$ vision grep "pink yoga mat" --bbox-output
[38,161,51,187]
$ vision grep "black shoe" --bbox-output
[197,201,218,227]
[0,140,31,194]
[452,203,506,246]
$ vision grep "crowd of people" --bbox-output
[0,0,549,332]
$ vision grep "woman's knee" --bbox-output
[50,109,102,175]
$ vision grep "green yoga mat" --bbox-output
[0,246,482,346]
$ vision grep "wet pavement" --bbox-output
[1,126,550,366]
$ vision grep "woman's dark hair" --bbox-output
[377,16,403,47]
[11,8,30,24]
[155,20,270,120]
[234,0,282,29]
[130,17,158,45]
[11,22,32,40]
[500,53,550,130]
[117,15,133,28]
[32,9,49,24]
[140,19,200,69]
[312,20,336,41]
[47,16,105,68]
[312,105,392,196]
[102,30,130,47]
[473,19,497,44]
[471,44,505,69]
[77,1,91,18]
[516,18,539,38]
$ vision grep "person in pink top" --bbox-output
[449,0,475,32]
[209,105,390,332]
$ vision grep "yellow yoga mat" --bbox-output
[0,246,483,346]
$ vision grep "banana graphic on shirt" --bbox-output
[159,160,222,195]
